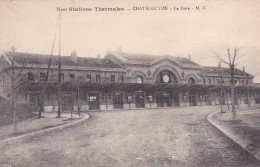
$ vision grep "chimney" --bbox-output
[243,66,245,73]
[97,54,101,64]
[71,51,77,63]
[218,62,222,69]
[188,55,191,60]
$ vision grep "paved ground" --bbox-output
[0,106,259,167]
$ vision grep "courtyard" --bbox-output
[0,106,259,167]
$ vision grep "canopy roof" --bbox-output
[17,81,260,93]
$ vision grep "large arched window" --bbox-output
[188,78,195,84]
[135,75,143,83]
[156,70,177,83]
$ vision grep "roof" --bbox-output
[201,66,253,78]
[106,51,200,68]
[4,52,122,69]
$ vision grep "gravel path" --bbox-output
[0,106,259,167]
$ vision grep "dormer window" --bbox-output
[188,78,195,85]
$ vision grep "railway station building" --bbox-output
[0,50,259,111]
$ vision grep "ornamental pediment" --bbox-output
[105,50,201,69]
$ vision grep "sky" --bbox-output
[0,0,260,82]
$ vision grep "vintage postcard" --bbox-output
[0,0,260,166]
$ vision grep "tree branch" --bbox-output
[213,51,229,65]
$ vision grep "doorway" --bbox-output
[156,91,172,107]
[113,93,123,109]
[189,95,197,106]
[88,92,100,110]
[135,91,145,108]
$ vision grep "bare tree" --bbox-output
[1,47,30,131]
[214,46,243,119]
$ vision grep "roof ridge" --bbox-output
[12,51,107,60]
[121,51,188,59]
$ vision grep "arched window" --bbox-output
[135,76,143,83]
[156,70,177,83]
[188,78,195,84]
[241,80,244,85]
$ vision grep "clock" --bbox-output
[163,75,170,83]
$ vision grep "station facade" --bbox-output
[0,50,259,111]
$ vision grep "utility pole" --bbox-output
[218,63,224,113]
[77,69,81,116]
[11,46,17,131]
[39,12,61,118]
[244,66,250,108]
[77,79,80,116]
[57,12,62,118]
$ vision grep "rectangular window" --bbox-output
[96,74,101,82]
[40,72,46,81]
[121,75,124,83]
[28,72,34,81]
[217,79,220,84]
[59,73,64,81]
[69,74,75,81]
[234,80,237,85]
[86,74,91,82]
[111,75,116,83]
[203,79,206,85]
[208,79,212,85]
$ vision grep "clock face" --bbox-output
[163,75,170,83]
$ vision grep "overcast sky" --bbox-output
[0,0,260,82]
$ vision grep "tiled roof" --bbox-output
[107,51,200,68]
[5,52,122,69]
[201,66,253,78]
